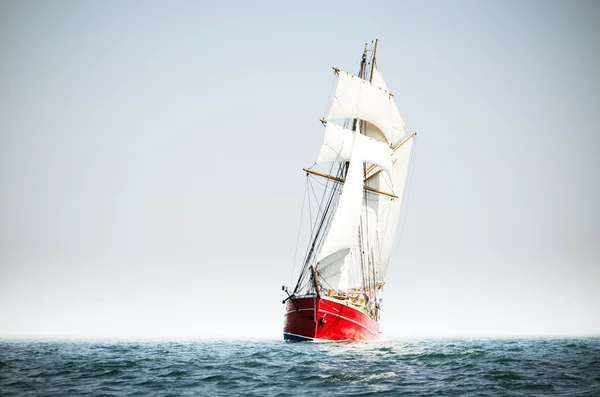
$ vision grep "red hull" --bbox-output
[283,296,379,342]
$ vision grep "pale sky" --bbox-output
[1,0,599,340]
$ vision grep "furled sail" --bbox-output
[327,70,407,145]
[317,122,393,175]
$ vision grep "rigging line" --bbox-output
[296,179,315,294]
[297,160,343,294]
[309,175,340,260]
[298,178,313,278]
[374,165,395,194]
[376,199,393,272]
[305,160,336,213]
[305,168,337,246]
[309,173,380,202]
[296,169,341,293]
[315,160,340,212]
[360,186,370,294]
[388,137,418,279]
[323,73,337,119]
[315,173,341,242]
[357,220,366,291]
[308,175,338,190]
[299,179,320,287]
[290,178,309,288]
[317,269,337,293]
[299,197,334,293]
[307,176,329,231]
[307,170,394,201]
[306,179,329,258]
[307,177,315,239]
[314,162,341,243]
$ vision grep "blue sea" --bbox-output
[1,338,599,396]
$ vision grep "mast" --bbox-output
[357,41,376,308]
[370,39,378,83]
[357,42,370,303]
[351,43,369,133]
[360,42,368,79]
[364,39,380,316]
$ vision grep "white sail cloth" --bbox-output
[362,64,414,281]
[315,64,414,292]
[317,122,393,175]
[368,138,414,280]
[370,64,389,93]
[316,125,365,266]
[327,70,407,145]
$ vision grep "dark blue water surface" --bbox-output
[1,338,599,396]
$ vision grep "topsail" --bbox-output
[327,70,407,145]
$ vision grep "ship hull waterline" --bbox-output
[283,296,380,342]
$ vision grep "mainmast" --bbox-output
[358,40,379,317]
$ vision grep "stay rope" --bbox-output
[290,178,309,288]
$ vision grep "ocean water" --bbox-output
[1,339,599,396]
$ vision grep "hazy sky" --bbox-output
[1,0,599,339]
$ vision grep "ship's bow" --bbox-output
[284,296,379,342]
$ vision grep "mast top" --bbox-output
[359,42,368,79]
[370,39,379,83]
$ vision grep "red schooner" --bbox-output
[282,40,417,342]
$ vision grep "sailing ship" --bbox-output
[282,40,417,342]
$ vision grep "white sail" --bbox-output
[360,203,380,279]
[316,126,365,266]
[327,70,407,145]
[370,64,389,93]
[317,122,393,174]
[362,64,414,282]
[371,138,414,280]
[317,246,362,292]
